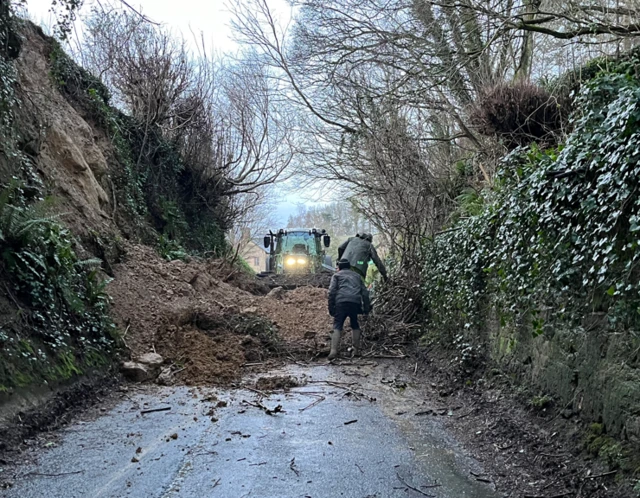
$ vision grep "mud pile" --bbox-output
[258,287,332,345]
[109,245,334,385]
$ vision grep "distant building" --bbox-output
[240,239,269,273]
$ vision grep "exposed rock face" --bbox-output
[15,25,114,235]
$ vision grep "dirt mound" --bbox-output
[258,272,334,290]
[258,286,334,355]
[109,244,335,385]
[109,244,261,383]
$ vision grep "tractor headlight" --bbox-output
[286,257,296,266]
[297,258,307,265]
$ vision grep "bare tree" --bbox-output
[230,0,639,262]
[76,4,295,239]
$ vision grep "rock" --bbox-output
[156,369,174,386]
[121,362,150,382]
[242,306,258,314]
[137,353,164,368]
[266,287,285,299]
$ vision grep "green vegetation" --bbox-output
[0,183,118,391]
[421,56,640,352]
[528,394,552,410]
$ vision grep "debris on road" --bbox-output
[255,375,302,391]
[140,407,171,415]
[289,458,300,477]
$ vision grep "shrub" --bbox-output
[470,81,565,149]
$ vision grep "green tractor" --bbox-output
[263,228,334,275]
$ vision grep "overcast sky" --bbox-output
[24,0,320,226]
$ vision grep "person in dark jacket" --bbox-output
[338,233,388,281]
[327,258,371,359]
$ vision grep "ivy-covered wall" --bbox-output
[421,55,640,451]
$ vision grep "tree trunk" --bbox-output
[515,0,542,81]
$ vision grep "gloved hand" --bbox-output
[329,305,335,317]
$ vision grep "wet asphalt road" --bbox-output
[2,364,498,498]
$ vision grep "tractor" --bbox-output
[262,228,334,275]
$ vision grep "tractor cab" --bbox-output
[263,228,333,274]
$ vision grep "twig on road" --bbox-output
[396,472,435,497]
[25,470,84,478]
[140,406,171,415]
[299,396,325,412]
[324,381,376,402]
[245,387,268,398]
[289,458,300,476]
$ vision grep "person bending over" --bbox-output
[327,258,370,360]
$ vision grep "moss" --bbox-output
[54,351,83,380]
[529,394,553,410]
[13,369,33,388]
[83,349,110,368]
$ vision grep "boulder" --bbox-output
[122,362,150,382]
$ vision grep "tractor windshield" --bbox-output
[281,231,318,255]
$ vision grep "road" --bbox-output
[2,363,498,498]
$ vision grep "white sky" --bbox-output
[24,0,321,226]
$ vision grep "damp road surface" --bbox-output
[3,363,498,498]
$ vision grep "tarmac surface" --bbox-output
[2,363,498,498]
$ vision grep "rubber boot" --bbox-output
[352,329,362,357]
[328,329,341,360]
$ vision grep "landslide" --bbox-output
[109,244,333,385]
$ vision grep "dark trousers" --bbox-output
[333,302,361,331]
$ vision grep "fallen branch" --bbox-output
[586,470,617,479]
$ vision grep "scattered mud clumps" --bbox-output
[255,376,303,391]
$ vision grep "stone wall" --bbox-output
[489,311,640,445]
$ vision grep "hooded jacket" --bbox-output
[328,268,370,316]
[337,234,387,279]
